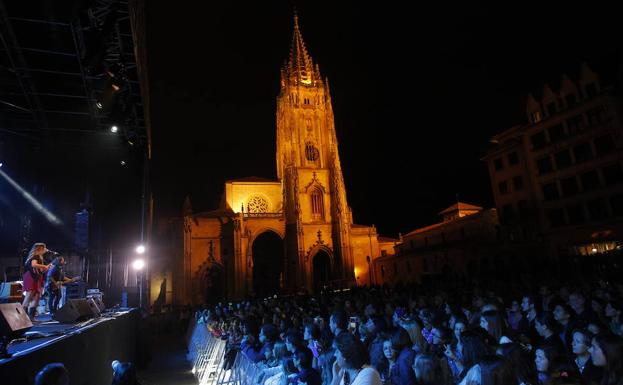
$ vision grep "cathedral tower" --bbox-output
[276,14,354,291]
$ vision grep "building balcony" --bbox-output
[243,212,283,218]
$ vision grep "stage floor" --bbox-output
[1,308,139,385]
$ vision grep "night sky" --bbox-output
[148,1,620,237]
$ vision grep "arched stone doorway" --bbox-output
[312,250,332,293]
[252,231,284,297]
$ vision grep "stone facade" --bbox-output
[373,203,501,285]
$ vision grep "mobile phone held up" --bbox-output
[349,316,358,329]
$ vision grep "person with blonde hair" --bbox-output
[397,318,426,353]
[22,242,50,320]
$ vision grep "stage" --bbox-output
[0,308,140,385]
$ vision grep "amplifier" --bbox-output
[0,282,23,303]
[64,282,87,299]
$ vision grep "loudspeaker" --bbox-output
[121,287,139,307]
[89,297,106,312]
[53,298,100,323]
[0,303,32,337]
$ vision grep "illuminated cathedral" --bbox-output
[167,15,396,304]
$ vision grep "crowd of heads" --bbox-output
[197,271,623,385]
[32,360,140,385]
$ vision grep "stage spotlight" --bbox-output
[132,259,145,270]
[592,247,598,253]
[120,160,126,166]
[96,101,103,109]
[110,125,119,133]
[0,163,3,168]
[135,245,145,254]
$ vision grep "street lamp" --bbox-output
[132,259,145,270]
[132,258,145,308]
[366,255,372,286]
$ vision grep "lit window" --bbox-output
[531,111,542,124]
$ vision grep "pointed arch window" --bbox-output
[305,142,319,164]
[311,188,324,220]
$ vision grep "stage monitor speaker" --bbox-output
[90,297,106,312]
[53,298,100,323]
[0,303,32,337]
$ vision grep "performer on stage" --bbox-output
[45,256,78,314]
[22,242,50,320]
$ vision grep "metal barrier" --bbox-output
[188,321,229,385]
[229,351,264,385]
[187,320,269,385]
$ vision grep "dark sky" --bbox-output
[147,0,621,237]
[0,0,144,255]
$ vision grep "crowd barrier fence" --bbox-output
[187,320,263,385]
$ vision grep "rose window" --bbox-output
[247,196,268,213]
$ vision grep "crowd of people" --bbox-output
[195,273,623,385]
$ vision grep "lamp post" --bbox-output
[366,255,372,286]
[133,244,146,309]
[132,258,145,308]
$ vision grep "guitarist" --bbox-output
[22,243,50,320]
[45,256,78,314]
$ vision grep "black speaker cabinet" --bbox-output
[0,303,33,337]
[53,298,101,323]
[121,287,139,308]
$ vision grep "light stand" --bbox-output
[132,257,145,309]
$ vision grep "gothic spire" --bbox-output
[284,12,321,87]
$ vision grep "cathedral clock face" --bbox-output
[248,196,268,213]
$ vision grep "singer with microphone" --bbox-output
[22,243,50,320]
[43,249,60,263]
